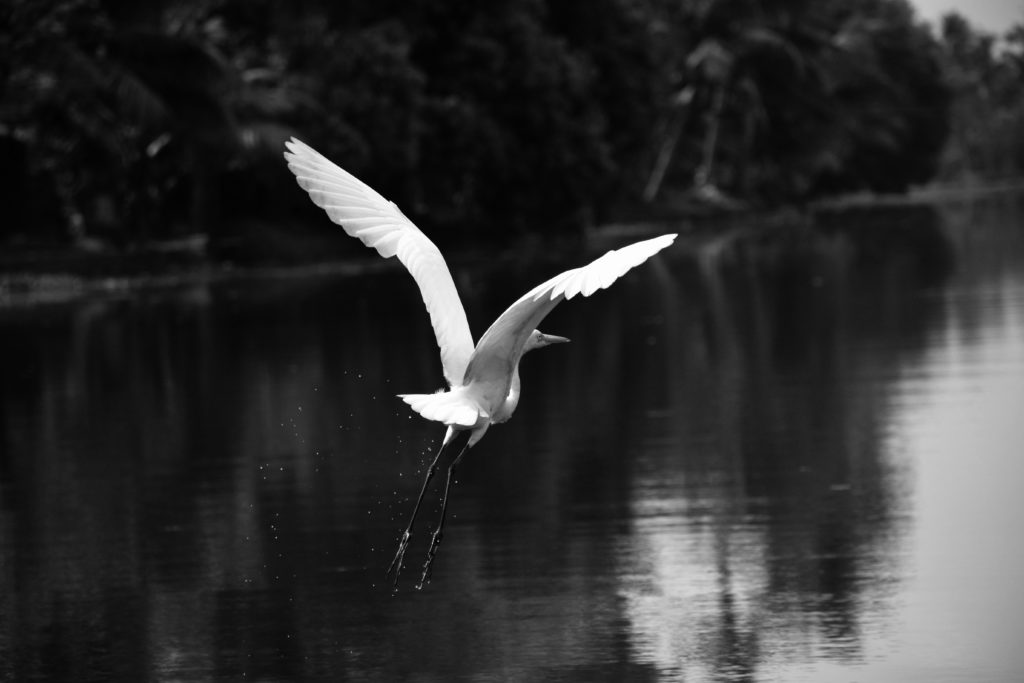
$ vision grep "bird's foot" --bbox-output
[386,530,412,586]
[416,529,444,590]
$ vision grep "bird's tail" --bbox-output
[399,388,486,428]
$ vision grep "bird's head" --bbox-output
[525,329,570,353]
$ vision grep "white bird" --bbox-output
[284,137,676,588]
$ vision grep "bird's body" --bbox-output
[284,137,675,587]
[403,329,567,446]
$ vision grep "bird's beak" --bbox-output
[540,333,570,345]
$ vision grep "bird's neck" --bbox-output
[494,364,522,424]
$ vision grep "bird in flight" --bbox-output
[284,138,676,588]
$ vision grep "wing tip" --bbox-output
[655,233,678,249]
[634,232,677,253]
[283,136,316,164]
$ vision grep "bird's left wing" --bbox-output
[284,138,475,386]
[463,234,677,385]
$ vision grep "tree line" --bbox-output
[1,0,1022,256]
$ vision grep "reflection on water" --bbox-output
[2,193,1023,681]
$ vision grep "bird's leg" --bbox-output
[386,438,448,585]
[417,438,471,589]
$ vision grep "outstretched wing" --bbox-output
[284,138,475,386]
[463,234,677,385]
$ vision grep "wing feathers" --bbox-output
[284,138,474,385]
[286,136,675,399]
[465,234,676,386]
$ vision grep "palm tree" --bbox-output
[643,0,948,203]
[644,2,806,203]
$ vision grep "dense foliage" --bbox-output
[936,14,1024,182]
[0,0,1020,253]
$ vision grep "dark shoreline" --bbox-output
[2,182,1021,309]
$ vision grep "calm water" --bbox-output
[2,194,1023,682]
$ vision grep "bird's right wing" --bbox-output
[464,234,677,385]
[284,138,475,386]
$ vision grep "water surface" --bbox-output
[2,194,1023,681]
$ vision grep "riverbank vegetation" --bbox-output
[1,0,1022,263]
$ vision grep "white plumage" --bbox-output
[284,137,676,587]
[285,138,474,387]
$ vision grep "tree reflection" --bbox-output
[606,206,954,677]
[0,204,973,680]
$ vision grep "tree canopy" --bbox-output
[1,0,1020,256]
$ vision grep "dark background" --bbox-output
[1,0,1022,266]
